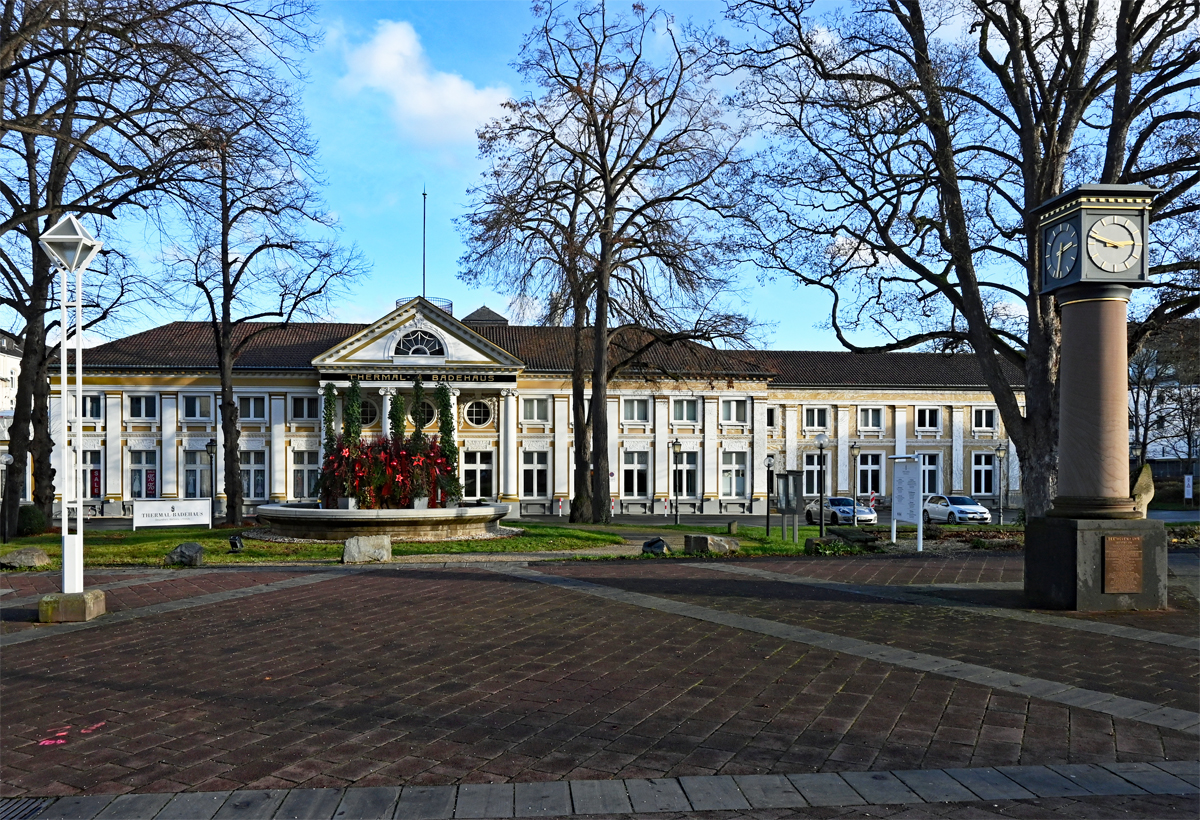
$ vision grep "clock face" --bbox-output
[1087,215,1143,272]
[1044,222,1079,280]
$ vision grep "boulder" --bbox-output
[642,537,671,556]
[683,534,739,555]
[342,535,391,564]
[165,542,204,567]
[0,547,51,569]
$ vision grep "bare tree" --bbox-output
[164,92,365,524]
[0,0,319,530]
[464,0,750,523]
[726,0,1200,516]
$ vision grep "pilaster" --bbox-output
[836,407,850,493]
[784,406,798,471]
[553,394,569,502]
[161,394,178,498]
[104,392,122,501]
[270,395,286,501]
[653,396,669,510]
[702,395,718,509]
[500,388,518,502]
[952,407,964,493]
[752,396,768,508]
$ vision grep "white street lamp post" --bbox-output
[39,216,102,611]
[849,442,861,527]
[815,432,829,537]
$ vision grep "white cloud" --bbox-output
[341,21,509,145]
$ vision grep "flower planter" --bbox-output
[412,497,429,511]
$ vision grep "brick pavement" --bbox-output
[0,569,310,635]
[540,561,1200,714]
[2,561,1196,806]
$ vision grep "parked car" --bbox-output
[804,496,878,525]
[923,495,992,524]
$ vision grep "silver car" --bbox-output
[923,495,992,524]
[804,496,878,525]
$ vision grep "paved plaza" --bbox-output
[1,550,1197,819]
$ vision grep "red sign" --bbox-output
[90,469,101,498]
[145,470,157,498]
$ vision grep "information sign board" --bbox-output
[1185,475,1194,500]
[133,498,211,530]
[892,461,922,524]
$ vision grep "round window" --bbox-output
[360,399,379,427]
[465,400,491,426]
[412,401,437,428]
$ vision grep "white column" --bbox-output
[553,394,569,503]
[894,406,907,457]
[702,395,719,510]
[607,398,619,497]
[784,406,798,471]
[501,389,518,502]
[653,396,668,511]
[836,407,850,493]
[104,392,122,502]
[752,396,768,509]
[379,388,393,436]
[161,394,178,498]
[270,395,286,501]
[952,407,965,493]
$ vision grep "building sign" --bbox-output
[133,498,211,530]
[324,373,517,383]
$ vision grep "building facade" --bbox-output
[35,298,1025,516]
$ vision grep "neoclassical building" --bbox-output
[36,297,1025,517]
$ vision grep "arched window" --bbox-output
[395,330,445,357]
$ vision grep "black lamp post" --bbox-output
[671,439,682,525]
[994,443,1006,526]
[849,442,861,527]
[815,432,829,537]
[205,439,217,525]
[764,454,775,537]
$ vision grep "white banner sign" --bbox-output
[133,498,211,530]
[1186,475,1194,500]
[891,460,922,524]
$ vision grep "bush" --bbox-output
[17,504,46,536]
[970,537,988,550]
[924,523,944,540]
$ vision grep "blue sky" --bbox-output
[303,0,844,349]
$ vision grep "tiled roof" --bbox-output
[80,320,1026,388]
[461,306,509,325]
[470,326,773,378]
[82,322,367,370]
[740,350,1025,388]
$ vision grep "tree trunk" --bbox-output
[2,299,49,532]
[569,295,593,522]
[219,346,242,525]
[590,258,612,524]
[31,346,55,517]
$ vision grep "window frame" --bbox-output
[622,398,650,423]
[803,405,830,430]
[464,400,492,427]
[521,450,549,498]
[129,449,158,498]
[127,394,158,420]
[461,450,495,499]
[858,406,883,431]
[972,452,996,495]
[919,452,941,494]
[721,398,748,424]
[292,450,321,499]
[522,397,549,422]
[720,450,748,498]
[915,406,942,432]
[290,395,321,421]
[672,398,698,422]
[237,395,267,422]
[182,394,213,421]
[856,451,884,495]
[972,407,997,431]
[671,450,699,498]
[239,449,268,500]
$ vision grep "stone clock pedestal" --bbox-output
[1025,184,1166,612]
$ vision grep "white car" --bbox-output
[923,495,992,524]
[804,496,878,525]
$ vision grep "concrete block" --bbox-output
[683,534,739,555]
[39,589,105,623]
[166,542,204,566]
[342,535,391,564]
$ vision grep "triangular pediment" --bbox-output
[312,297,524,375]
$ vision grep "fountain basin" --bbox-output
[255,503,513,541]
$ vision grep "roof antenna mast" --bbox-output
[422,188,427,299]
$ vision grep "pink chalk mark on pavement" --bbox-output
[36,721,105,746]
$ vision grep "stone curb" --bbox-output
[5,762,1195,819]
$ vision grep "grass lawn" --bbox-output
[0,523,625,569]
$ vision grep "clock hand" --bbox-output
[1089,231,1131,248]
